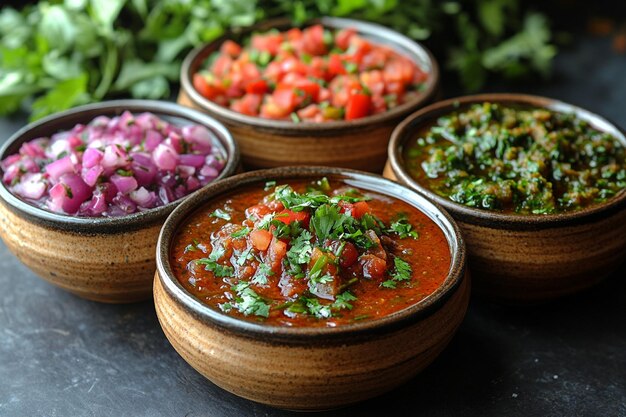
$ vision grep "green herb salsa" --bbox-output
[170,178,451,327]
[403,102,626,214]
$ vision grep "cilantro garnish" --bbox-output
[387,215,419,239]
[195,246,234,278]
[210,208,231,221]
[381,257,413,289]
[231,227,251,239]
[251,263,274,285]
[229,281,270,318]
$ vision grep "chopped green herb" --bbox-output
[230,281,270,317]
[210,208,231,221]
[251,263,274,285]
[388,217,419,239]
[264,180,277,191]
[231,227,251,239]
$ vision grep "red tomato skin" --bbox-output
[345,93,372,120]
[220,40,242,57]
[250,229,272,251]
[245,79,269,95]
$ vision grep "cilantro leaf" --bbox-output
[251,263,274,285]
[387,217,419,239]
[230,281,270,318]
[231,227,251,239]
[210,208,231,221]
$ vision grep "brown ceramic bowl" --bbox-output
[385,93,626,302]
[0,100,239,303]
[178,17,439,172]
[154,166,469,410]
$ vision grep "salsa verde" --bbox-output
[170,178,450,327]
[403,102,626,214]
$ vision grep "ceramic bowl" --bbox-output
[385,93,626,302]
[178,17,439,172]
[154,166,469,410]
[0,100,239,303]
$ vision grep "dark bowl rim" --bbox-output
[388,93,626,228]
[156,166,467,343]
[180,16,440,134]
[0,99,240,234]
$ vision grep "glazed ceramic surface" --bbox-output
[0,100,239,303]
[386,93,626,302]
[178,17,439,172]
[154,166,469,410]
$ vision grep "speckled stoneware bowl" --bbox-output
[385,93,626,302]
[154,166,469,410]
[0,100,239,303]
[178,17,439,172]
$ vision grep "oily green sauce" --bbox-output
[403,102,626,214]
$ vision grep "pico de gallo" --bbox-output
[192,24,428,122]
[403,102,626,214]
[171,177,450,327]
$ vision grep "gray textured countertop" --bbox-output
[0,35,625,417]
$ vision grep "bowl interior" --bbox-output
[0,100,239,233]
[156,167,466,343]
[389,93,626,227]
[181,17,439,133]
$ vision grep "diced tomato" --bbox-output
[246,204,272,219]
[351,201,372,219]
[360,70,385,96]
[345,93,372,120]
[302,24,327,56]
[192,74,223,100]
[260,100,290,119]
[251,32,283,55]
[383,58,415,84]
[335,28,357,50]
[286,28,303,41]
[360,254,387,280]
[211,55,233,77]
[293,79,320,102]
[275,209,310,225]
[280,57,309,76]
[272,89,297,112]
[297,104,321,120]
[338,201,371,218]
[230,94,262,116]
[250,229,272,251]
[267,237,287,272]
[245,79,269,95]
[309,56,327,79]
[328,54,346,77]
[220,40,242,57]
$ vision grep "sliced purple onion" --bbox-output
[110,174,138,194]
[45,156,75,181]
[1,111,227,217]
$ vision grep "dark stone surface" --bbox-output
[0,35,625,417]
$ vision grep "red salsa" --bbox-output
[171,178,450,327]
[192,25,428,122]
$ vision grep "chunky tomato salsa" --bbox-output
[403,103,626,214]
[192,24,428,122]
[171,178,450,327]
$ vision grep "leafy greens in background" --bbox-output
[0,0,557,121]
